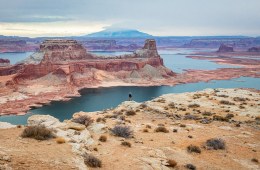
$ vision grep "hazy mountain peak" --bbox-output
[85,28,152,38]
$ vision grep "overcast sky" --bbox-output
[0,0,260,37]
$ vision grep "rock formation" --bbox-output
[248,46,260,52]
[40,39,95,63]
[135,39,160,58]
[217,44,234,52]
[0,39,176,115]
[0,59,10,67]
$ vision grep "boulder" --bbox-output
[0,122,16,129]
[27,115,62,128]
[88,123,107,134]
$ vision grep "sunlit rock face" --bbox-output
[0,59,10,67]
[40,39,94,63]
[217,44,234,52]
[135,39,160,58]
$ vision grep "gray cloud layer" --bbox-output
[0,0,260,36]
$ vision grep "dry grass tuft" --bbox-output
[154,126,169,133]
[125,110,136,116]
[121,141,131,147]
[72,115,93,127]
[187,145,201,153]
[83,153,102,168]
[56,137,66,144]
[21,125,55,140]
[166,159,177,167]
[99,135,107,142]
[111,125,133,138]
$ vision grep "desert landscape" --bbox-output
[0,0,260,170]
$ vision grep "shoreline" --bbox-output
[1,75,260,118]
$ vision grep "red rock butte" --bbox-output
[0,39,174,87]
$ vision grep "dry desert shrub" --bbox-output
[220,100,235,105]
[121,141,131,147]
[146,124,152,129]
[72,115,93,127]
[185,163,196,170]
[111,125,133,138]
[205,138,226,150]
[166,159,177,168]
[188,103,200,108]
[154,126,169,133]
[187,145,201,153]
[125,110,136,116]
[21,125,55,140]
[99,135,107,142]
[56,137,66,144]
[83,153,102,168]
[143,129,149,133]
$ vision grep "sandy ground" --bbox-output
[0,128,79,170]
[0,88,259,169]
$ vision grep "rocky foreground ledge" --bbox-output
[0,88,259,170]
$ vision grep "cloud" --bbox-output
[0,0,260,36]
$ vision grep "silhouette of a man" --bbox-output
[128,93,132,101]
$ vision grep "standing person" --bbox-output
[128,92,132,101]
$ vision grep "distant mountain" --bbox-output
[85,28,153,38]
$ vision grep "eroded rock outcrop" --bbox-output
[0,59,10,67]
[248,46,260,52]
[217,44,234,52]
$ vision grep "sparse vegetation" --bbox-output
[218,94,229,98]
[111,125,133,138]
[220,100,235,105]
[173,129,178,133]
[188,103,200,108]
[233,97,247,102]
[139,103,147,108]
[121,141,131,147]
[99,135,107,142]
[185,163,196,170]
[143,129,149,133]
[166,159,177,168]
[146,125,152,129]
[205,138,226,150]
[21,125,55,140]
[154,126,169,133]
[83,153,102,168]
[72,115,93,127]
[125,110,136,116]
[225,113,234,119]
[96,117,106,122]
[184,114,200,120]
[251,158,259,163]
[213,115,229,122]
[168,102,176,108]
[202,111,214,116]
[187,145,201,153]
[180,124,186,127]
[56,137,66,144]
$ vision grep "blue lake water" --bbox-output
[0,52,34,64]
[0,76,259,125]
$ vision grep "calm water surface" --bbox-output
[0,52,34,64]
[0,76,259,125]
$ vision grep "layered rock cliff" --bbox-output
[0,59,10,67]
[217,44,234,52]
